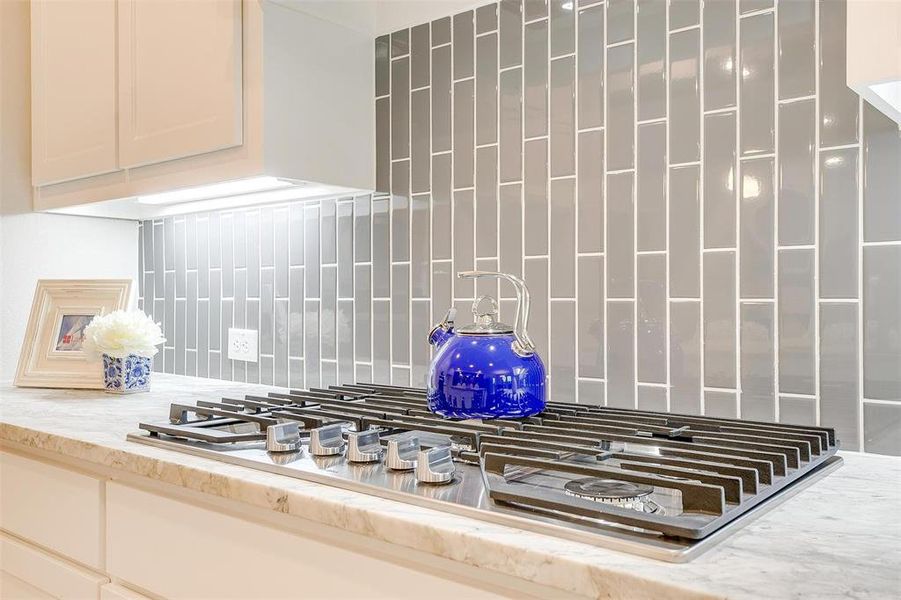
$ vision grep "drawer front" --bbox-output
[107,483,515,600]
[1,533,107,600]
[0,451,104,568]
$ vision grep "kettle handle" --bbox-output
[457,271,536,357]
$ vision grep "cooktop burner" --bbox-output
[127,382,843,562]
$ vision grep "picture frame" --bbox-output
[14,279,133,389]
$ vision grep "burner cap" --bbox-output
[563,478,654,502]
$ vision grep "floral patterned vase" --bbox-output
[103,354,152,394]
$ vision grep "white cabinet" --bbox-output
[0,534,108,600]
[30,0,117,185]
[117,0,243,168]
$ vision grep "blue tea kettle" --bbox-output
[427,271,546,419]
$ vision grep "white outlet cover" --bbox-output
[227,328,259,363]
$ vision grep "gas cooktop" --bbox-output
[127,383,842,562]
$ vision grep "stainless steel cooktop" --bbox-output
[127,383,842,562]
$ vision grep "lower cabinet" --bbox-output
[0,533,108,600]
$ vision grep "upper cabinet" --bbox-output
[30,0,374,219]
[117,0,243,168]
[847,0,901,125]
[31,0,118,185]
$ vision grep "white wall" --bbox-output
[0,0,137,383]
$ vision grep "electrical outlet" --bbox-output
[227,328,258,362]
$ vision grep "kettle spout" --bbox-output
[428,308,457,348]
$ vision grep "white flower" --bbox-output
[83,310,165,359]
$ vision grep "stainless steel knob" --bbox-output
[347,430,383,463]
[309,423,346,456]
[415,446,455,484]
[266,422,302,453]
[386,437,420,471]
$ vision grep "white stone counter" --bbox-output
[1,374,898,599]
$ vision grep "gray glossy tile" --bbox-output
[354,264,370,362]
[864,404,901,456]
[669,165,700,297]
[578,255,604,378]
[246,299,259,382]
[670,301,701,414]
[354,195,370,263]
[578,130,604,253]
[372,300,391,384]
[740,157,774,299]
[392,366,411,387]
[524,138,549,256]
[391,57,410,160]
[198,299,209,377]
[432,17,451,46]
[391,160,410,262]
[453,11,474,79]
[863,103,901,242]
[432,261,453,324]
[740,13,774,157]
[321,360,337,388]
[740,302,775,420]
[431,45,452,153]
[550,56,575,177]
[475,258,500,300]
[705,391,737,419]
[819,148,859,299]
[778,99,815,246]
[820,303,859,450]
[142,220,153,268]
[476,34,498,146]
[453,190,475,298]
[550,0,575,57]
[704,111,737,249]
[175,218,186,297]
[233,211,245,270]
[550,178,575,297]
[197,217,209,298]
[778,249,815,395]
[411,194,430,299]
[670,28,700,164]
[275,299,289,386]
[704,251,736,388]
[607,301,636,408]
[577,4,604,129]
[289,358,303,389]
[411,89,430,194]
[777,0,814,99]
[499,68,523,182]
[524,0,547,21]
[153,222,165,292]
[524,19,549,138]
[164,217,175,270]
[864,246,901,400]
[220,299,232,380]
[185,215,196,270]
[607,0,634,43]
[702,0,736,110]
[476,146,498,259]
[669,0,699,30]
[337,202,354,299]
[606,172,634,298]
[498,184,523,295]
[261,269,275,356]
[550,301,577,402]
[175,298,185,375]
[304,206,320,298]
[638,386,667,412]
[289,266,304,358]
[260,208,274,267]
[637,254,666,384]
[410,300,431,387]
[453,78,475,188]
[819,0,859,147]
[637,123,666,252]
[275,208,289,298]
[391,28,409,57]
[779,396,816,426]
[432,154,452,260]
[523,257,549,356]
[371,196,390,298]
[208,214,220,268]
[637,0,666,121]
[355,363,371,384]
[165,271,175,343]
[499,0,522,68]
[289,204,304,265]
[221,214,233,297]
[391,264,410,365]
[607,43,634,170]
[234,269,246,329]
[304,300,320,389]
[411,23,430,89]
[375,97,390,192]
[578,379,605,406]
[740,0,771,13]
[209,270,221,351]
[477,2,498,33]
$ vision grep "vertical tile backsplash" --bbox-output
[139,0,901,455]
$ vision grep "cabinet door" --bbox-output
[117,0,243,168]
[31,0,118,185]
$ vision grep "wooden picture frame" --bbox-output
[14,279,132,389]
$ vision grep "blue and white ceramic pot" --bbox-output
[103,354,152,394]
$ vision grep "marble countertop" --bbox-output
[1,374,899,599]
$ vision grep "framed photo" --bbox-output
[14,279,132,389]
